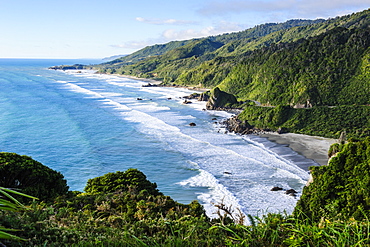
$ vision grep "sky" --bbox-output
[0,0,369,59]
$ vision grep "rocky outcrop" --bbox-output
[49,64,85,70]
[198,92,210,101]
[271,186,283,191]
[222,116,271,135]
[206,87,238,110]
[183,92,210,102]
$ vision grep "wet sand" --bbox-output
[258,132,337,168]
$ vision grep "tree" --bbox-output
[84,169,161,196]
[0,153,69,203]
[294,137,370,222]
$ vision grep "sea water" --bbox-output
[0,59,315,221]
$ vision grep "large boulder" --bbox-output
[206,87,238,110]
[223,116,252,134]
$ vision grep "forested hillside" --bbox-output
[218,27,370,106]
[80,8,370,141]
[95,9,370,107]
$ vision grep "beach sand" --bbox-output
[100,72,336,170]
[258,132,337,169]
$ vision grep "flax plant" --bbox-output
[0,187,37,243]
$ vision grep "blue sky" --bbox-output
[1,0,369,58]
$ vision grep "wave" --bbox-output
[59,70,311,220]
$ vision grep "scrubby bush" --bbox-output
[294,137,370,222]
[84,168,161,196]
[0,153,68,203]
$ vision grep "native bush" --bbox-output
[84,168,161,196]
[0,153,68,203]
[238,105,370,139]
[294,137,370,222]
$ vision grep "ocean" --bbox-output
[0,59,315,221]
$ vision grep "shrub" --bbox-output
[0,153,68,203]
[84,168,161,196]
[294,137,370,222]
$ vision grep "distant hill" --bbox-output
[102,54,127,61]
[95,8,369,108]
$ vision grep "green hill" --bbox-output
[93,8,370,139]
[218,27,370,106]
[95,19,325,80]
[95,9,370,105]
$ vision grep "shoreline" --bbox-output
[119,73,337,170]
[257,132,337,168]
[113,74,163,85]
[74,71,336,171]
[113,73,210,92]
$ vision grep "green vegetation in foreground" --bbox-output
[294,137,370,223]
[0,148,370,246]
[0,187,37,242]
[237,105,370,139]
[0,153,69,203]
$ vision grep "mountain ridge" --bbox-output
[94,8,370,108]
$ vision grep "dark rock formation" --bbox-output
[277,127,288,134]
[198,92,210,101]
[271,186,283,191]
[222,115,273,135]
[206,87,238,110]
[189,122,196,126]
[142,83,158,87]
[183,93,200,100]
[285,189,297,194]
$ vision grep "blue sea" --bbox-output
[0,59,315,220]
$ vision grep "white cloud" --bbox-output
[112,21,246,51]
[135,17,196,25]
[161,21,246,40]
[111,41,154,50]
[198,0,370,19]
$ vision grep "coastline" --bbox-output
[96,72,336,171]
[257,132,337,168]
[108,74,163,85]
[114,74,210,92]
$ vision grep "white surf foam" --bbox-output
[60,70,311,221]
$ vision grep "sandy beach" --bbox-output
[104,72,337,170]
[258,132,337,168]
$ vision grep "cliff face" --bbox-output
[206,87,238,110]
